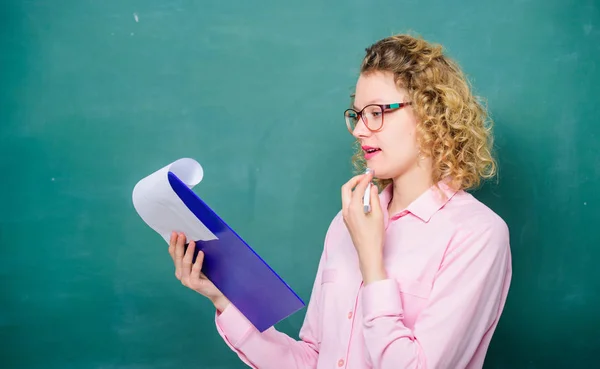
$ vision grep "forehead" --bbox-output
[354,71,407,108]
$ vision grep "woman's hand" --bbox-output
[168,231,231,312]
[341,171,387,284]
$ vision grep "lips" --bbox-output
[362,145,381,160]
[362,145,381,154]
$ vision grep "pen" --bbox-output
[363,168,373,213]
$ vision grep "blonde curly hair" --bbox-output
[351,34,497,192]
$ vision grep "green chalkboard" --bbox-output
[1,0,599,368]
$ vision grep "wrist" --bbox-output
[359,254,386,284]
[211,295,231,313]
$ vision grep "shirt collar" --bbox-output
[379,179,458,223]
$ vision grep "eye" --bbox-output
[364,105,382,118]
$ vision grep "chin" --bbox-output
[366,161,404,182]
[366,165,394,181]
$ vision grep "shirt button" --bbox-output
[337,359,345,367]
[347,311,353,319]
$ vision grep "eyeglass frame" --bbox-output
[344,102,412,133]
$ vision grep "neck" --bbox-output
[388,161,433,216]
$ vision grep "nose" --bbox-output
[352,117,371,139]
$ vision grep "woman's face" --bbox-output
[350,71,421,181]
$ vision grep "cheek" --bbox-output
[383,122,419,159]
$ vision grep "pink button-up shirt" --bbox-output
[214,181,512,369]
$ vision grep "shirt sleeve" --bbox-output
[361,216,512,369]
[213,215,338,369]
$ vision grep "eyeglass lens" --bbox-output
[344,104,384,131]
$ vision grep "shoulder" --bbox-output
[319,209,346,258]
[446,190,508,235]
[443,191,510,254]
[323,209,346,242]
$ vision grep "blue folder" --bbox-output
[167,171,305,332]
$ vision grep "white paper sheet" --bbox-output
[132,158,218,243]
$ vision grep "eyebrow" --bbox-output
[353,99,376,110]
[352,99,390,110]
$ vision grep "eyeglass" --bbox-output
[344,102,412,133]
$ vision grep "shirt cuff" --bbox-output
[215,304,255,347]
[361,278,404,320]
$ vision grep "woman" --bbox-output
[168,34,512,369]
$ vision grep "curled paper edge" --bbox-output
[132,158,218,243]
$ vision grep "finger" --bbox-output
[191,249,203,282]
[352,171,374,208]
[168,231,177,260]
[369,181,382,212]
[174,233,186,279]
[341,174,366,210]
[181,239,195,282]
